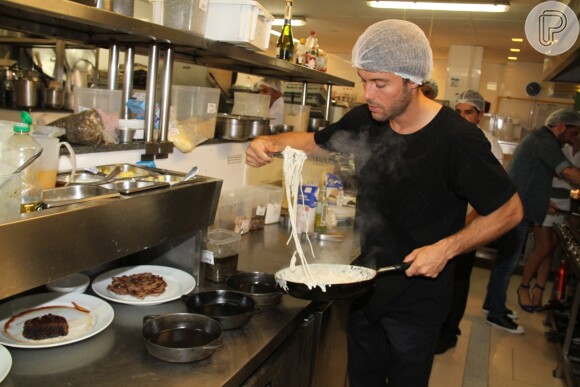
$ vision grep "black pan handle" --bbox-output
[376,262,411,274]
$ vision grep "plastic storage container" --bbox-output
[205,0,274,51]
[202,228,241,282]
[231,92,270,118]
[163,0,209,36]
[1,123,42,213]
[73,88,122,135]
[284,104,310,132]
[247,185,268,230]
[169,85,220,150]
[255,184,283,224]
[213,188,253,234]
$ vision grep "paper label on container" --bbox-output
[199,0,208,12]
[256,205,266,216]
[207,103,217,114]
[201,250,215,265]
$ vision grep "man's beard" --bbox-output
[370,83,412,122]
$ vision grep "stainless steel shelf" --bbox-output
[0,0,354,87]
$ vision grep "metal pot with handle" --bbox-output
[275,262,411,302]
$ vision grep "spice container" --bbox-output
[255,184,283,224]
[202,228,241,282]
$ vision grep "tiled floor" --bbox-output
[430,267,566,387]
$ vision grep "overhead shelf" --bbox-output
[0,0,354,87]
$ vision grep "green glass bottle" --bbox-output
[276,0,294,62]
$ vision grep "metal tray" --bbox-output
[100,180,170,194]
[136,174,184,185]
[43,185,120,208]
[56,171,107,185]
[95,164,156,179]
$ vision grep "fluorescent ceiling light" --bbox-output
[272,16,307,27]
[511,38,523,42]
[366,1,510,12]
[508,56,518,60]
[510,48,520,52]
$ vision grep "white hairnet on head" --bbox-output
[352,19,432,84]
[545,108,580,127]
[455,90,485,113]
[256,77,285,93]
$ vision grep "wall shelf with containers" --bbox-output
[0,0,354,86]
[0,0,353,159]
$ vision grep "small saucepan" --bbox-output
[225,272,284,306]
[181,290,261,330]
[142,313,222,363]
[275,262,411,302]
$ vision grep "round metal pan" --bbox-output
[225,272,284,306]
[181,290,260,330]
[274,262,410,302]
[142,313,222,363]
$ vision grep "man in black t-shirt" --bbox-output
[246,19,523,387]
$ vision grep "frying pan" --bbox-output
[181,290,261,330]
[225,272,284,306]
[275,262,411,302]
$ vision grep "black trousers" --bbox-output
[440,251,475,338]
[347,306,441,387]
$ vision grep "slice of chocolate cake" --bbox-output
[23,314,69,340]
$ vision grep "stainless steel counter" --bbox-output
[1,223,360,386]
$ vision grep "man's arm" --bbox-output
[404,193,523,277]
[245,132,327,167]
[560,166,580,186]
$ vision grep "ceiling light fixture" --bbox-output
[508,56,518,60]
[366,1,510,12]
[272,16,307,27]
[510,48,520,52]
[511,38,523,42]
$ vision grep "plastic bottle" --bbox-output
[276,0,294,62]
[1,121,43,213]
[315,49,328,72]
[305,31,319,69]
[314,186,328,233]
[295,38,307,66]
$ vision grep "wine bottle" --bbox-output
[276,0,294,62]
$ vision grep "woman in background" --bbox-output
[518,133,580,312]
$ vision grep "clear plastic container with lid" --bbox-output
[202,228,241,282]
[1,118,42,213]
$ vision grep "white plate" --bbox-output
[0,293,114,349]
[91,265,196,306]
[0,344,11,382]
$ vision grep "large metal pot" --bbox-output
[16,78,41,108]
[215,114,250,141]
[275,262,410,302]
[182,290,260,330]
[142,313,222,363]
[308,117,330,132]
[225,272,284,306]
[43,88,64,109]
[247,116,270,138]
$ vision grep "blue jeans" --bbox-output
[483,219,531,318]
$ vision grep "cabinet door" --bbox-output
[243,314,316,386]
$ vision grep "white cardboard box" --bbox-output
[205,0,274,51]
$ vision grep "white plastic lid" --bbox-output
[118,119,145,130]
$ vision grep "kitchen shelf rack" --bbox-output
[0,0,354,87]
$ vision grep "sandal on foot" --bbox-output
[532,284,545,311]
[517,284,535,313]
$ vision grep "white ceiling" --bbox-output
[259,0,548,64]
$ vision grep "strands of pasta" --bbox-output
[282,146,316,287]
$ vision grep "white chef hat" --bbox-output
[351,19,433,85]
[545,108,580,127]
[455,90,485,113]
[256,77,285,93]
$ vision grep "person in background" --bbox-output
[435,89,505,354]
[517,131,580,312]
[256,77,285,125]
[483,108,580,333]
[420,79,438,100]
[246,19,522,387]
